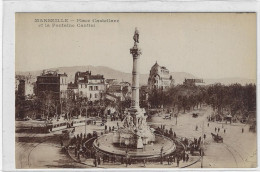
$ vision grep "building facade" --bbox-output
[74,71,105,101]
[148,62,174,90]
[107,81,131,101]
[67,82,79,100]
[17,79,35,99]
[36,70,68,101]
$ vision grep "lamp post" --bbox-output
[84,102,88,136]
[95,150,98,167]
[175,113,178,125]
[85,108,87,135]
[201,121,204,168]
[160,146,164,164]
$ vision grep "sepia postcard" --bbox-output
[15,12,257,169]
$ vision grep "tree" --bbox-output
[38,91,56,119]
[122,86,130,100]
[182,96,188,113]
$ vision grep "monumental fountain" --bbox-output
[93,28,176,160]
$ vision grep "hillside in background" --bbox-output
[16,65,256,86]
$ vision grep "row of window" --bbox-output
[37,77,59,83]
[61,78,67,85]
[79,92,103,99]
[90,86,98,91]
[79,85,100,91]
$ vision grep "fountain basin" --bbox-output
[93,133,176,159]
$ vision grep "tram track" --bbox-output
[27,136,52,168]
[222,142,245,168]
[16,132,40,168]
[222,143,238,167]
[16,127,66,168]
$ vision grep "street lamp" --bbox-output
[201,121,204,168]
[175,113,178,125]
[160,146,164,164]
[85,105,88,136]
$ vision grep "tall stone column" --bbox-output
[130,28,142,112]
[131,44,140,108]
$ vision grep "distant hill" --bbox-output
[171,72,197,85]
[16,65,255,86]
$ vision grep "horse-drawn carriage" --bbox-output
[249,124,256,132]
[211,133,223,143]
[192,113,198,118]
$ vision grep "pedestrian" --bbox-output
[242,128,244,133]
[207,123,209,127]
[186,154,189,162]
[98,157,101,165]
[215,127,217,132]
[170,156,173,164]
[218,128,220,132]
[77,150,80,160]
[129,158,132,165]
[204,134,206,140]
[182,153,185,162]
[60,136,63,147]
[224,129,226,133]
[121,156,124,164]
[190,146,194,155]
[93,158,97,167]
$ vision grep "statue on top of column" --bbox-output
[133,27,139,43]
[130,27,142,57]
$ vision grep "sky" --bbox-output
[16,13,256,79]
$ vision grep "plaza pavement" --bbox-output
[149,106,257,168]
[15,106,257,168]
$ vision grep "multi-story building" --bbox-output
[107,81,131,101]
[105,79,117,87]
[148,61,174,90]
[36,70,68,100]
[17,79,35,99]
[74,71,105,101]
[17,73,37,99]
[67,82,79,100]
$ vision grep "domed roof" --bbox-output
[152,61,160,69]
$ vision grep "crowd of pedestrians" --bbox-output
[69,132,98,161]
